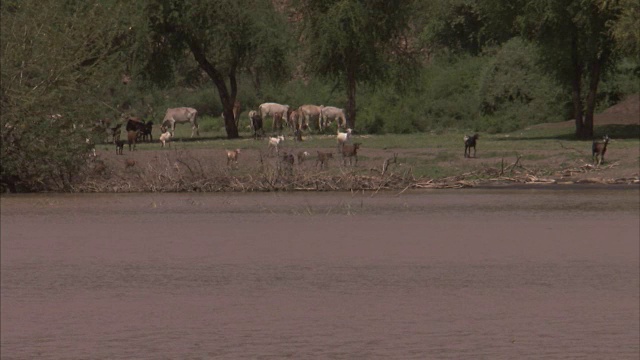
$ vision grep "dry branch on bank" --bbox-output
[72,152,639,193]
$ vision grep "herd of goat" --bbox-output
[92,105,612,170]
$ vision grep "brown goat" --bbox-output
[282,152,295,166]
[316,151,333,169]
[127,130,138,151]
[592,135,610,165]
[226,149,241,168]
[341,142,361,166]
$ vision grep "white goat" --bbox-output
[336,128,352,151]
[159,131,172,148]
[268,135,285,155]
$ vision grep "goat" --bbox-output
[115,139,125,155]
[108,123,122,143]
[316,151,333,169]
[140,121,153,142]
[159,128,172,148]
[249,110,264,139]
[336,128,352,152]
[127,130,138,151]
[592,135,610,165]
[92,158,106,175]
[268,135,285,156]
[281,152,295,166]
[341,142,361,166]
[464,134,479,158]
[86,138,97,158]
[226,149,241,168]
[297,151,310,165]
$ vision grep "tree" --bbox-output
[143,0,291,139]
[1,0,137,191]
[298,0,418,128]
[484,0,626,139]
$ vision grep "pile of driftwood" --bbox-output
[74,153,638,193]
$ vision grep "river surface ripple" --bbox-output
[2,188,639,359]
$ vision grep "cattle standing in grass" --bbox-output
[464,134,479,158]
[162,107,199,137]
[321,106,347,130]
[233,100,241,128]
[258,102,290,132]
[297,104,323,131]
[592,135,610,165]
[127,130,139,151]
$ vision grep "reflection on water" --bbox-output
[2,189,639,359]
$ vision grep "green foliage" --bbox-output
[477,38,568,133]
[1,0,138,191]
[298,0,418,126]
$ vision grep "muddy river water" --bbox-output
[1,187,639,359]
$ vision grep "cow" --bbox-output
[125,116,145,133]
[162,107,199,138]
[258,102,290,132]
[321,106,347,130]
[233,100,241,128]
[297,104,323,131]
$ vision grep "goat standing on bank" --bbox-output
[115,139,125,155]
[159,126,172,148]
[336,128,352,152]
[268,135,285,156]
[464,134,479,158]
[592,135,610,165]
[316,151,333,169]
[226,149,241,168]
[297,151,310,165]
[341,142,361,166]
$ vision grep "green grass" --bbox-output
[127,121,639,166]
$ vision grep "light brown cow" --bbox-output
[162,107,199,137]
[321,106,347,130]
[297,104,323,131]
[258,102,290,131]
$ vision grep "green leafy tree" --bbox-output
[143,0,291,138]
[297,0,418,128]
[1,0,137,192]
[483,0,627,138]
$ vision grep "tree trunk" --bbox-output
[186,39,239,139]
[570,36,586,139]
[346,68,357,129]
[584,55,605,140]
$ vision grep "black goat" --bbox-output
[139,121,153,142]
[249,110,264,140]
[592,135,610,165]
[464,134,479,158]
[115,139,125,155]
